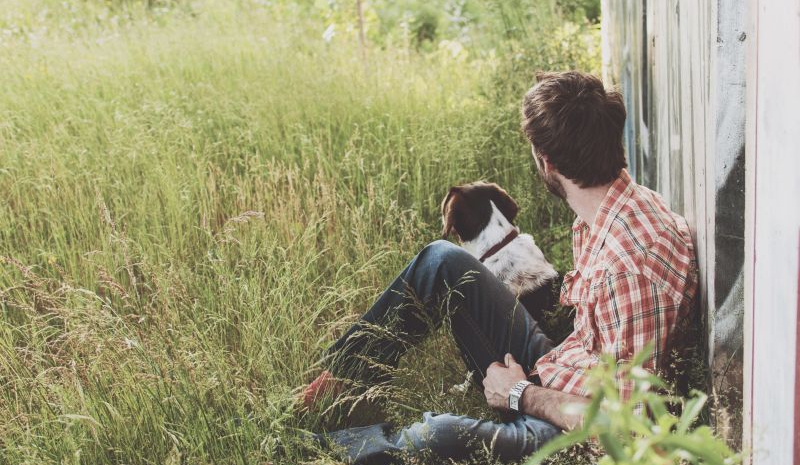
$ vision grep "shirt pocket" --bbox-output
[587,268,606,307]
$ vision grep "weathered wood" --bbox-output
[744,0,800,463]
[602,0,748,447]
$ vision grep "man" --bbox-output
[301,71,697,463]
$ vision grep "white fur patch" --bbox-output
[461,201,558,296]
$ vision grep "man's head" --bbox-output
[521,71,627,197]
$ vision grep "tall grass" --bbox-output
[0,1,598,463]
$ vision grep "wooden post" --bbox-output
[744,0,800,463]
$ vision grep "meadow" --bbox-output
[0,1,601,463]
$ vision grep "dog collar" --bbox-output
[479,228,519,263]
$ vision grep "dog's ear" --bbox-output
[488,184,519,223]
[441,187,460,239]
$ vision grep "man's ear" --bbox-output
[440,187,460,239]
[488,184,519,223]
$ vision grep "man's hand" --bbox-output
[482,353,528,411]
[483,353,590,431]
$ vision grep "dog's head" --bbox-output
[440,181,519,242]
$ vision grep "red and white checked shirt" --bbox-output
[533,169,698,400]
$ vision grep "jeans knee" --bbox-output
[419,240,476,275]
[421,239,460,257]
[399,412,536,461]
[398,412,468,454]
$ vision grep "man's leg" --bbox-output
[311,240,561,462]
[321,412,561,464]
[322,239,554,388]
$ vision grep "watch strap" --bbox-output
[508,380,533,411]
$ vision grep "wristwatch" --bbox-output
[508,380,533,411]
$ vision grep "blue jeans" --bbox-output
[320,240,561,464]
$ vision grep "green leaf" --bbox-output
[646,394,668,420]
[581,389,604,427]
[598,432,629,462]
[630,341,655,367]
[525,428,591,465]
[657,435,726,465]
[676,390,707,433]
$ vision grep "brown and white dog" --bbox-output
[440,181,560,322]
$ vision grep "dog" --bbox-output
[440,181,560,323]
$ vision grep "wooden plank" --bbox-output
[745,0,800,463]
[795,242,800,465]
[708,0,747,446]
[742,0,758,459]
[602,0,748,446]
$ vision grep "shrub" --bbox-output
[529,345,742,465]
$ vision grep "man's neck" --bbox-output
[562,179,614,228]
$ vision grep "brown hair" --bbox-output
[521,71,627,187]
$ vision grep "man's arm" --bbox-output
[519,383,589,431]
[483,353,589,431]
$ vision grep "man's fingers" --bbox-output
[488,361,505,370]
[505,353,519,367]
[483,365,497,388]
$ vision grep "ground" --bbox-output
[0,1,601,463]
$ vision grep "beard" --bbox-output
[532,149,567,200]
[536,166,567,200]
[543,172,567,200]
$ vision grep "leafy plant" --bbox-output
[556,0,601,23]
[529,344,742,465]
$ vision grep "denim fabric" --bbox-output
[320,240,562,464]
[320,413,560,465]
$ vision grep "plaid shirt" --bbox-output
[533,169,697,400]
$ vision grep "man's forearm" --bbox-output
[520,385,590,431]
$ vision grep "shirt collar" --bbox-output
[574,169,634,272]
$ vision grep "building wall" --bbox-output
[603,1,800,461]
[601,0,747,445]
[743,1,800,463]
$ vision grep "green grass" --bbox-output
[0,1,599,463]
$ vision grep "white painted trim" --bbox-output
[745,1,800,463]
[742,0,758,459]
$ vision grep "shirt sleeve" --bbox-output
[594,271,681,400]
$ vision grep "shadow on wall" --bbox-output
[711,146,745,447]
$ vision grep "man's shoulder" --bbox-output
[599,184,697,299]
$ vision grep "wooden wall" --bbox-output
[603,1,800,461]
[601,0,747,445]
[744,0,800,463]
